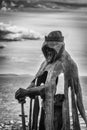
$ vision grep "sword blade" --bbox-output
[29,99,32,130]
[21,103,26,130]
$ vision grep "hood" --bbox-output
[42,31,65,62]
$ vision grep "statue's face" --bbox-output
[45,48,55,63]
[42,41,65,63]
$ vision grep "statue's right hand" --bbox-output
[15,88,28,100]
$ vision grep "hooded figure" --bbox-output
[15,31,87,130]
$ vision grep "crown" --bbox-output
[45,31,64,42]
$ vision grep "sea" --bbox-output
[0,8,87,129]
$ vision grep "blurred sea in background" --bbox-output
[0,8,87,129]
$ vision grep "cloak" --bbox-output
[29,31,86,130]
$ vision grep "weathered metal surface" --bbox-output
[16,31,87,130]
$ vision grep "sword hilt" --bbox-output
[18,97,26,104]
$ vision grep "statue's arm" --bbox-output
[26,78,36,90]
[26,61,63,98]
[15,61,46,100]
[26,61,46,90]
[26,84,45,97]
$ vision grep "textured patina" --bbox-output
[16,31,87,130]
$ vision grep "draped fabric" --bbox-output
[29,31,87,130]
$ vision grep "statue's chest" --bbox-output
[45,63,55,73]
[35,63,56,86]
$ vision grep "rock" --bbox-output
[19,124,22,127]
[4,121,10,125]
[0,126,2,129]
[26,122,28,127]
[2,1,7,7]
[1,7,7,11]
[0,120,29,130]
[11,2,16,7]
[5,125,11,128]
[19,4,24,8]
[9,120,14,124]
[17,121,22,124]
[8,8,11,11]
[0,123,4,127]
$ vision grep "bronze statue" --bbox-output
[15,31,87,130]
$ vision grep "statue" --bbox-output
[15,31,87,130]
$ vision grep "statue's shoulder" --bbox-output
[35,60,47,78]
[62,51,77,67]
[53,60,63,75]
[62,51,79,76]
[40,60,47,68]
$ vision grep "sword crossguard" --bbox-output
[19,114,27,118]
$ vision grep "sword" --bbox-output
[29,98,32,130]
[19,98,27,130]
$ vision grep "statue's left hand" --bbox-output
[15,88,28,100]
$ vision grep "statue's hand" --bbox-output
[15,88,28,100]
